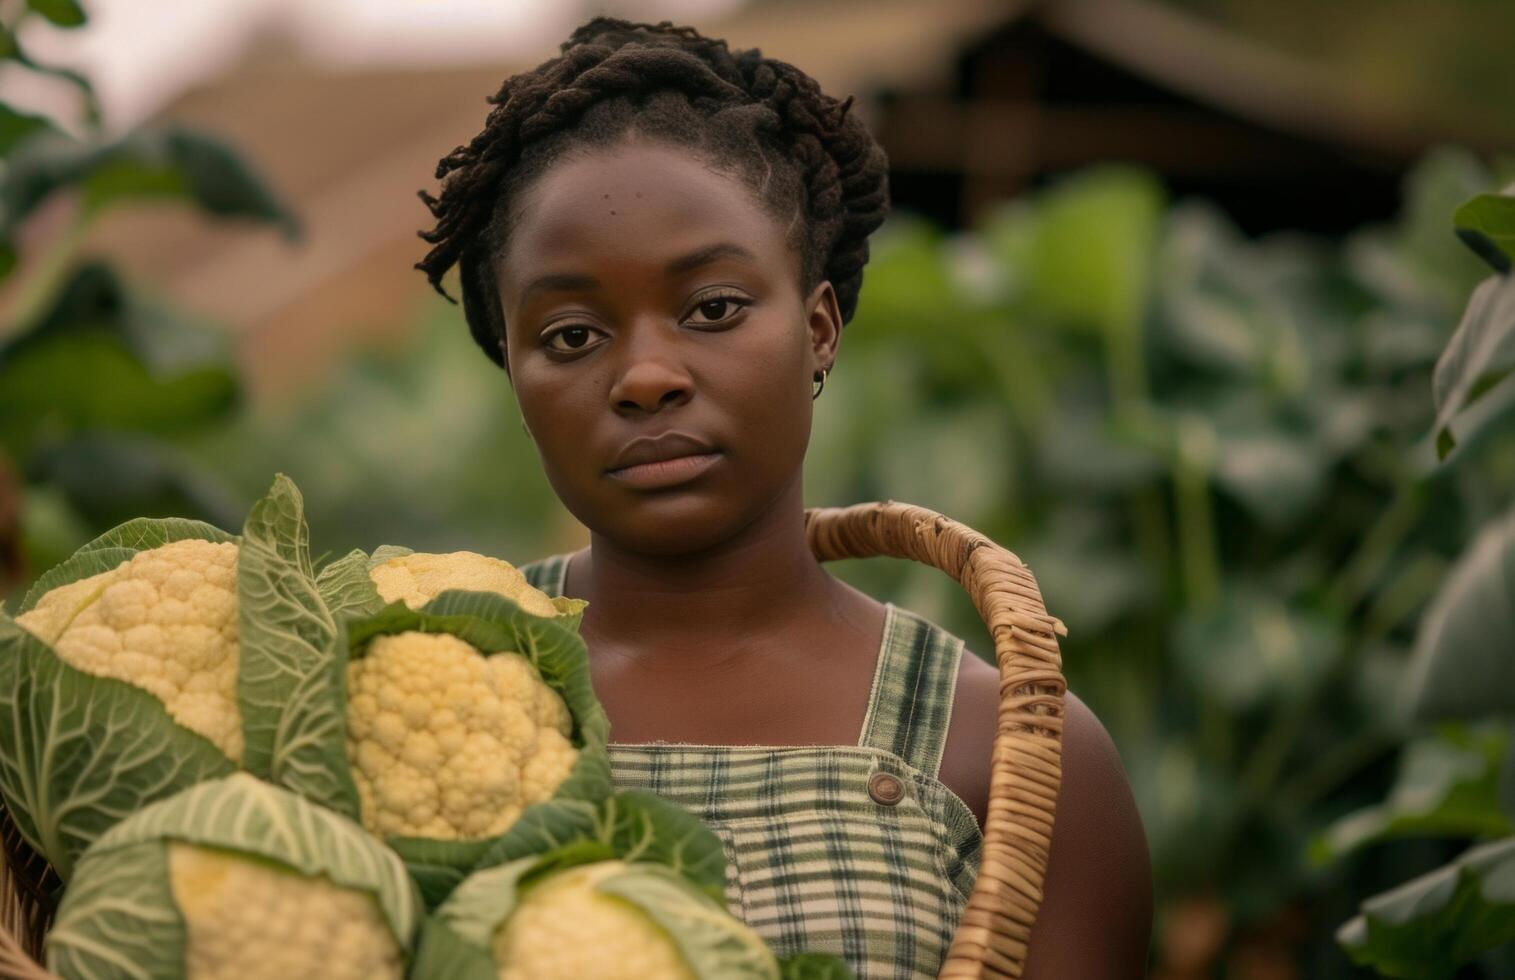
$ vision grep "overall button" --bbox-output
[868,771,904,806]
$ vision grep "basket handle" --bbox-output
[0,807,56,979]
[804,501,1067,980]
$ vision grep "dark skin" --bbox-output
[496,137,1152,977]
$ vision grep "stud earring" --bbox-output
[812,367,828,400]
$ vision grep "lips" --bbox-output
[606,431,719,472]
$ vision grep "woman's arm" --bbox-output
[943,656,1153,978]
[1020,690,1153,978]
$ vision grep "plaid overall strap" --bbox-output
[519,553,570,595]
[520,551,983,979]
[856,601,965,777]
[524,549,968,775]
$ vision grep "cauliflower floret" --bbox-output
[369,551,560,618]
[492,860,697,980]
[345,631,578,839]
[168,842,403,980]
[16,539,242,761]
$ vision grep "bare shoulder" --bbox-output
[1025,689,1153,978]
[938,648,1000,827]
[941,650,1152,978]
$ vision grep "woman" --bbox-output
[417,17,1151,978]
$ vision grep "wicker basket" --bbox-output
[0,499,1067,979]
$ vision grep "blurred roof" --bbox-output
[55,0,1515,396]
[77,0,1016,394]
[1043,0,1514,159]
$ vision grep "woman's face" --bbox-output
[496,138,841,555]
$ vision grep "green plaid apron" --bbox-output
[521,553,983,979]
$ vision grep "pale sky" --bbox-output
[1,0,746,133]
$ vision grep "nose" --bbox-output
[607,322,693,416]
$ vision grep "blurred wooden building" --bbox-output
[873,0,1509,234]
[64,0,1515,395]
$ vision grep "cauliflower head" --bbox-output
[492,860,697,980]
[369,551,560,618]
[168,842,404,980]
[16,538,242,761]
[410,793,801,980]
[345,631,578,839]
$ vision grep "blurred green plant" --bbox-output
[0,0,296,601]
[175,304,570,566]
[1327,181,1515,978]
[818,149,1515,977]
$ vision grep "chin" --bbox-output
[571,491,755,558]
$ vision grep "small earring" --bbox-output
[812,367,828,400]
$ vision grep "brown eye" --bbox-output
[544,325,598,353]
[688,292,749,326]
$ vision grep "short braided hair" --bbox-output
[415,17,890,369]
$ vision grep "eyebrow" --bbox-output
[664,242,759,275]
[518,242,760,305]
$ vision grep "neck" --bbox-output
[567,478,837,666]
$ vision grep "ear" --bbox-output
[805,279,843,376]
[498,337,512,382]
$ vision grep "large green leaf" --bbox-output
[45,840,183,979]
[409,853,541,980]
[0,101,58,158]
[24,0,86,28]
[94,774,419,943]
[1017,506,1156,634]
[601,866,779,979]
[1338,836,1515,979]
[235,475,358,817]
[49,774,423,978]
[1404,506,1515,721]
[1431,273,1515,459]
[1314,727,1514,863]
[475,790,728,899]
[1347,146,1501,317]
[6,262,233,374]
[415,792,773,980]
[1455,185,1515,274]
[871,402,1012,530]
[1021,166,1165,337]
[314,548,387,622]
[0,329,237,460]
[0,127,297,240]
[1033,396,1165,496]
[849,219,971,340]
[0,265,240,460]
[1174,587,1341,713]
[0,615,236,880]
[1152,201,1337,392]
[1207,412,1330,529]
[408,914,497,980]
[28,433,246,533]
